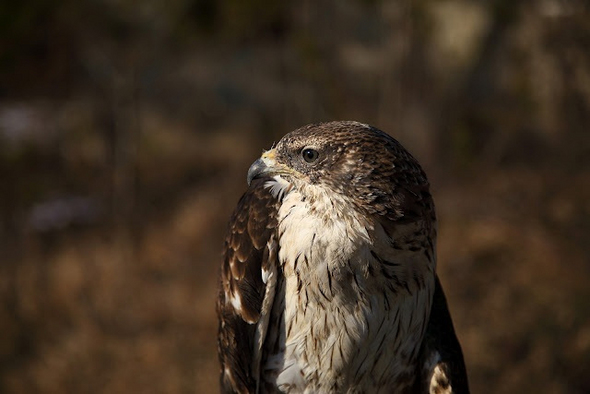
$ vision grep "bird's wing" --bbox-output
[417,275,470,394]
[217,178,281,393]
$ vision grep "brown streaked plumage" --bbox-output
[217,121,469,393]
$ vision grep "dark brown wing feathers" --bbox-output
[416,276,470,393]
[217,178,279,393]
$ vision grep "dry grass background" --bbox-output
[1,1,589,393]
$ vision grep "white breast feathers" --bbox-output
[262,177,434,393]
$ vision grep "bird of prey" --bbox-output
[217,121,469,393]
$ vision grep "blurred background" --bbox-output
[1,0,589,392]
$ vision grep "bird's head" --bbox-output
[247,121,434,224]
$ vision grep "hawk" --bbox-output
[217,121,469,393]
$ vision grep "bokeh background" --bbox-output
[1,0,589,392]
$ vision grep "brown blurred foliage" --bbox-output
[1,0,589,393]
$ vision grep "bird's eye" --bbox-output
[301,148,319,163]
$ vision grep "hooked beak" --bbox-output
[247,149,278,186]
